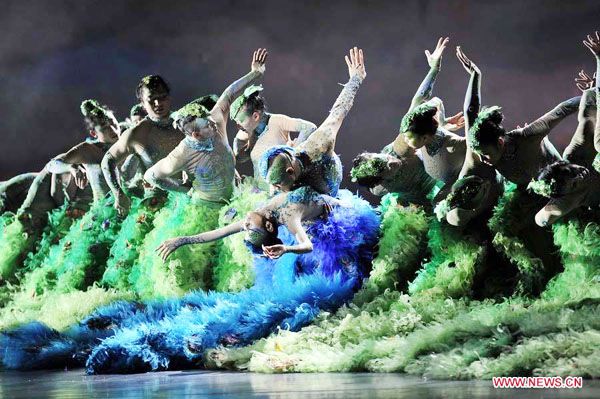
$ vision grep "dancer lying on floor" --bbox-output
[0,187,380,374]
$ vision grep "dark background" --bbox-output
[2,0,600,198]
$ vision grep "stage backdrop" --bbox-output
[1,0,599,200]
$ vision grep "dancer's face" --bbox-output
[90,120,119,144]
[268,154,297,192]
[404,131,429,149]
[180,117,217,141]
[243,211,268,245]
[140,87,171,120]
[475,141,503,166]
[234,109,261,134]
[552,164,589,196]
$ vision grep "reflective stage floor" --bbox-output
[0,369,598,398]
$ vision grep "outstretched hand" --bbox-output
[156,237,185,261]
[575,69,596,92]
[426,37,449,70]
[71,165,88,189]
[456,46,480,75]
[583,31,600,58]
[251,48,268,74]
[345,47,366,80]
[444,111,465,131]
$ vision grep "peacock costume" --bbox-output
[0,190,380,374]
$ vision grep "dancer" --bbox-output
[0,188,380,374]
[144,49,268,201]
[530,32,600,226]
[231,85,316,188]
[101,75,185,215]
[442,47,504,227]
[350,140,437,209]
[400,38,467,185]
[258,47,366,196]
[46,100,120,203]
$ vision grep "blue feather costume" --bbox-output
[0,190,380,374]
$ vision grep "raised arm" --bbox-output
[409,37,448,111]
[583,31,600,88]
[143,148,189,193]
[583,31,600,153]
[211,49,268,126]
[300,47,366,157]
[456,46,481,132]
[156,220,245,260]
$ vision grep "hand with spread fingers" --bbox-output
[575,69,596,92]
[345,47,366,80]
[444,111,465,131]
[156,237,186,261]
[426,37,449,70]
[251,48,268,74]
[583,31,600,58]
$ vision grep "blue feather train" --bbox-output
[0,190,380,374]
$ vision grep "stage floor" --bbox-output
[0,369,598,398]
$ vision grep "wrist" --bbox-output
[349,74,364,84]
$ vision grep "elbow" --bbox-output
[304,242,314,253]
[535,211,558,228]
[101,154,113,175]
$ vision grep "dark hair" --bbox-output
[470,108,505,151]
[243,92,267,116]
[136,75,170,100]
[191,94,219,111]
[535,161,589,197]
[404,107,438,136]
[242,213,282,254]
[351,154,385,188]
[81,100,114,130]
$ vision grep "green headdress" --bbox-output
[230,85,264,120]
[468,106,502,152]
[399,103,437,134]
[80,99,111,124]
[350,157,387,182]
[527,178,556,198]
[171,102,210,127]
